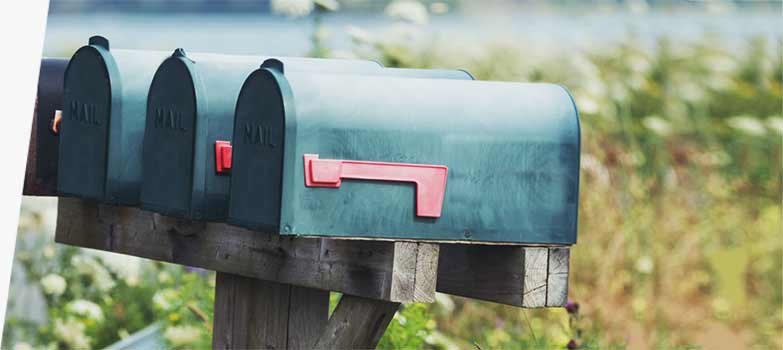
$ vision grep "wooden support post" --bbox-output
[314,294,400,350]
[212,272,328,350]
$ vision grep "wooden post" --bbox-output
[212,273,328,349]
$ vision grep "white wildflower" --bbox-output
[727,115,767,136]
[679,82,705,102]
[158,271,172,283]
[396,314,407,325]
[434,293,454,313]
[642,116,672,136]
[53,318,90,350]
[271,0,314,18]
[766,116,783,136]
[67,299,104,321]
[635,256,654,274]
[71,255,116,291]
[43,245,56,258]
[386,0,429,25]
[345,25,376,45]
[152,289,178,311]
[429,2,449,15]
[628,55,650,74]
[580,154,610,186]
[706,56,737,74]
[164,325,202,346]
[90,251,141,285]
[574,94,599,115]
[627,0,649,14]
[40,274,67,296]
[13,342,33,350]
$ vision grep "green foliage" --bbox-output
[378,303,433,350]
[3,203,216,350]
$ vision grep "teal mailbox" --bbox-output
[227,69,580,244]
[139,51,387,220]
[140,53,473,221]
[58,36,169,204]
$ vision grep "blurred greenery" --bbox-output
[4,1,783,349]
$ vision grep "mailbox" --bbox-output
[25,58,68,195]
[140,53,474,221]
[57,36,169,204]
[227,69,580,244]
[139,51,389,220]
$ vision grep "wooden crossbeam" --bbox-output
[54,197,439,304]
[54,197,569,307]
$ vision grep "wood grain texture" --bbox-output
[55,198,436,303]
[313,294,400,350]
[523,247,549,307]
[390,242,418,302]
[212,273,328,350]
[287,286,329,349]
[54,197,569,308]
[413,243,439,303]
[213,273,291,349]
[546,247,570,307]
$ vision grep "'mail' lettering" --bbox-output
[153,107,187,132]
[69,100,102,126]
[243,123,274,147]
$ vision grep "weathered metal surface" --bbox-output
[57,36,169,204]
[229,68,580,244]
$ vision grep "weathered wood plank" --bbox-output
[212,273,328,350]
[55,197,568,308]
[55,198,437,303]
[546,247,569,307]
[213,273,291,349]
[313,294,400,350]
[523,247,549,307]
[413,243,439,303]
[390,242,418,302]
[287,285,329,349]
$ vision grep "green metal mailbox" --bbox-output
[140,53,474,221]
[26,58,68,195]
[57,36,169,204]
[228,69,580,244]
[139,51,388,220]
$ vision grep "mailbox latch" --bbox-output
[303,154,448,218]
[215,141,232,174]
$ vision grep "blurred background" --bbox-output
[4,0,782,349]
